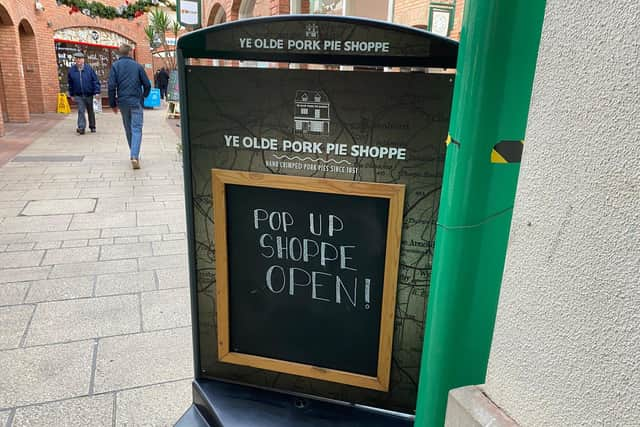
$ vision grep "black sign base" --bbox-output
[175,379,414,427]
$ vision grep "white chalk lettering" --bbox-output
[265,265,286,293]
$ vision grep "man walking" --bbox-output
[67,52,100,135]
[108,44,151,169]
[157,67,170,100]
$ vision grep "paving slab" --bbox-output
[0,206,24,216]
[25,277,94,303]
[0,215,72,233]
[0,305,34,350]
[134,186,184,197]
[116,379,192,427]
[68,212,137,230]
[0,251,44,269]
[100,225,169,238]
[0,282,29,306]
[113,237,138,244]
[33,241,62,250]
[0,233,27,244]
[139,254,187,271]
[41,246,100,265]
[0,200,27,209]
[44,166,93,175]
[21,199,96,216]
[25,230,100,243]
[88,238,114,246]
[21,189,81,200]
[137,209,186,227]
[0,267,51,284]
[99,242,152,261]
[49,259,137,279]
[156,268,189,289]
[95,271,156,296]
[0,340,94,408]
[25,294,140,346]
[0,190,26,201]
[94,328,192,393]
[11,394,113,427]
[141,288,191,331]
[93,198,127,213]
[61,240,88,248]
[139,234,162,242]
[6,242,35,252]
[152,239,187,256]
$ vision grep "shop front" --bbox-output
[54,27,136,104]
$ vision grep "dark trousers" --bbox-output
[74,95,95,130]
[159,85,168,100]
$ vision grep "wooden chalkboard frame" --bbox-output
[211,169,405,391]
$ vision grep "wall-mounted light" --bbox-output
[47,20,53,27]
[35,0,45,12]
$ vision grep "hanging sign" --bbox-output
[177,0,200,27]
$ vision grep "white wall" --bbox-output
[483,1,639,425]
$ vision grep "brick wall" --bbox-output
[0,16,29,122]
[393,0,462,41]
[451,0,464,40]
[271,0,290,16]
[393,0,429,28]
[0,0,154,128]
[19,22,45,114]
[203,0,303,26]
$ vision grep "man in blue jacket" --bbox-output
[67,52,100,135]
[108,44,151,169]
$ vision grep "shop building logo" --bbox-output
[294,91,330,135]
[305,23,319,39]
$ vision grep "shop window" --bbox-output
[55,40,118,97]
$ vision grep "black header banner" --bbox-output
[179,16,458,67]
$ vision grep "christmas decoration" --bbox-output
[57,0,176,20]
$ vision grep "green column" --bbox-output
[414,1,546,426]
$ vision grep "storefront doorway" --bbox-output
[55,40,118,99]
[54,28,136,103]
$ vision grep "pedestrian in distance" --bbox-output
[67,52,100,135]
[108,44,151,170]
[157,67,170,101]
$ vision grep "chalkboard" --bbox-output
[212,170,405,391]
[167,70,179,102]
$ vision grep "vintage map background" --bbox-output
[185,65,453,413]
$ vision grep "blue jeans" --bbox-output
[119,103,144,159]
[74,96,95,130]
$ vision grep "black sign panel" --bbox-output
[179,16,458,67]
[225,184,388,377]
[186,64,453,412]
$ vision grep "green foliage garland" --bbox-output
[57,0,176,20]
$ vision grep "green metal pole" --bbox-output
[414,1,546,426]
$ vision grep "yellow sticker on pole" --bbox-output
[491,140,524,163]
[57,93,70,114]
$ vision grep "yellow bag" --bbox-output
[57,93,70,114]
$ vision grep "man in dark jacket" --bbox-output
[157,67,170,100]
[108,44,151,169]
[67,52,100,134]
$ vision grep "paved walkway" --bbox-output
[0,108,192,426]
[0,114,65,167]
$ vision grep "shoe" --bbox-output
[90,128,96,133]
[131,159,140,169]
[77,128,85,135]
